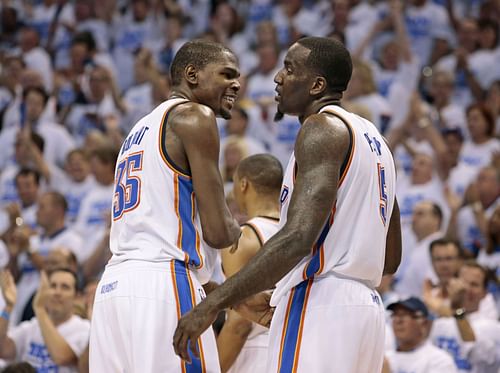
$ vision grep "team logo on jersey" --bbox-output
[280,186,289,206]
[101,281,118,294]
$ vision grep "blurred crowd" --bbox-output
[0,0,498,372]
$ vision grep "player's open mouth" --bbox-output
[223,95,236,104]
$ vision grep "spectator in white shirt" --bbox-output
[0,268,90,372]
[430,261,500,372]
[384,297,457,373]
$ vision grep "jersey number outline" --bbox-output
[377,162,388,226]
[113,151,143,220]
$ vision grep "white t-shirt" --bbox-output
[386,341,457,373]
[431,315,500,373]
[8,315,90,372]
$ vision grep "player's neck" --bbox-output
[246,199,279,220]
[298,95,342,124]
[169,89,192,101]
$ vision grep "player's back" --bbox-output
[108,98,216,282]
[272,104,396,304]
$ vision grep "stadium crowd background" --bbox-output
[0,0,499,371]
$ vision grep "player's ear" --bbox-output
[185,64,198,84]
[240,177,248,192]
[310,76,326,96]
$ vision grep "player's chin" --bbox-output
[220,107,232,120]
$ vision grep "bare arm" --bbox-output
[0,270,17,360]
[174,114,349,361]
[217,226,261,371]
[383,198,401,275]
[172,104,240,248]
[390,0,412,63]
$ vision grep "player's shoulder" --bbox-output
[169,101,216,127]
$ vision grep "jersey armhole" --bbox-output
[159,101,192,177]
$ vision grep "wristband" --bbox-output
[0,310,10,321]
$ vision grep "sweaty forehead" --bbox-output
[286,43,311,64]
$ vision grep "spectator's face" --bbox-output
[70,43,89,69]
[477,167,500,203]
[19,29,38,52]
[411,202,439,238]
[459,266,486,313]
[25,91,46,122]
[75,1,91,21]
[467,108,490,141]
[47,271,77,317]
[458,20,478,51]
[66,152,90,182]
[132,0,148,22]
[431,243,461,284]
[258,44,279,74]
[391,306,427,346]
[411,154,433,184]
[256,21,277,46]
[479,26,497,49]
[15,174,39,206]
[430,74,453,103]
[380,41,399,70]
[36,194,58,230]
[443,133,463,162]
[3,59,24,88]
[89,69,109,101]
[226,110,248,136]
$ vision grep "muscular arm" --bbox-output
[171,104,240,248]
[208,115,346,307]
[383,198,402,275]
[174,114,350,360]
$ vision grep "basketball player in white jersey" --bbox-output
[89,39,242,372]
[217,154,282,373]
[174,37,402,373]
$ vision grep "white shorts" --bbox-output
[89,260,220,373]
[266,275,385,373]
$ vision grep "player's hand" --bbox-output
[234,291,274,328]
[173,301,219,363]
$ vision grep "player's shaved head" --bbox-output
[236,154,283,195]
[170,39,236,86]
[297,36,352,93]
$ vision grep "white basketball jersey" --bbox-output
[271,104,396,306]
[243,216,280,249]
[108,98,217,283]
